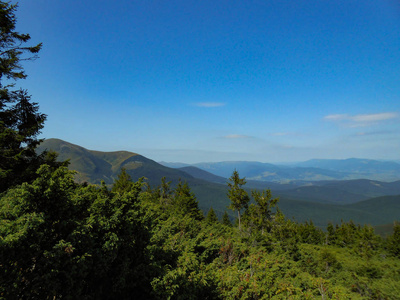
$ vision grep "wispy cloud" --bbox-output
[270,132,291,136]
[193,102,225,108]
[223,134,253,139]
[355,130,393,136]
[269,132,305,137]
[324,112,398,127]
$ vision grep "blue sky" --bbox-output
[15,0,400,163]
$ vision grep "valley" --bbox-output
[38,138,400,229]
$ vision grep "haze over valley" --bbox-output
[38,139,400,229]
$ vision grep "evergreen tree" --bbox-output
[0,2,42,82]
[387,221,400,258]
[222,211,232,226]
[248,188,279,234]
[227,170,249,230]
[205,207,218,224]
[0,1,58,192]
[0,165,153,298]
[173,179,203,220]
[159,176,172,207]
[112,167,133,194]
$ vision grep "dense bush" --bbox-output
[1,166,400,299]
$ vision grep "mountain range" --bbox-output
[162,158,400,182]
[37,139,400,228]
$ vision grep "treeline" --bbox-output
[1,166,400,299]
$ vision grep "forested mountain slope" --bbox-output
[278,195,400,227]
[295,158,400,176]
[37,139,400,228]
[187,159,400,182]
[37,139,195,186]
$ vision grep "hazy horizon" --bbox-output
[44,138,400,165]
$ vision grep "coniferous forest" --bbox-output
[1,2,400,299]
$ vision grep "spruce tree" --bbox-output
[249,189,279,234]
[0,1,57,192]
[173,179,203,220]
[205,207,218,224]
[222,211,232,226]
[112,168,133,194]
[227,170,249,230]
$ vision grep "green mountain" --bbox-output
[37,139,194,186]
[37,139,400,228]
[294,158,400,181]
[180,164,400,205]
[275,180,400,205]
[36,139,229,214]
[320,179,400,198]
[192,161,351,181]
[278,185,368,204]
[178,166,227,184]
[278,195,400,227]
[186,159,400,182]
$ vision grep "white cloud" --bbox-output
[324,112,398,127]
[324,114,348,121]
[270,132,291,136]
[352,112,398,122]
[269,132,305,137]
[355,130,393,136]
[193,102,225,108]
[223,134,252,139]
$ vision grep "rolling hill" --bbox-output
[180,165,400,205]
[166,159,400,182]
[293,158,400,181]
[36,139,230,214]
[37,139,400,228]
[37,139,194,186]
[178,166,227,184]
[277,195,400,227]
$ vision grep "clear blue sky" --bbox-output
[15,0,400,163]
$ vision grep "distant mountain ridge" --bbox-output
[178,165,400,205]
[178,166,226,184]
[294,158,400,174]
[162,158,400,182]
[38,139,400,228]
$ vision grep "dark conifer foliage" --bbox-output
[222,211,232,226]
[173,179,204,221]
[112,167,134,194]
[227,170,249,230]
[0,1,61,192]
[386,222,400,258]
[0,2,42,81]
[205,207,218,224]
